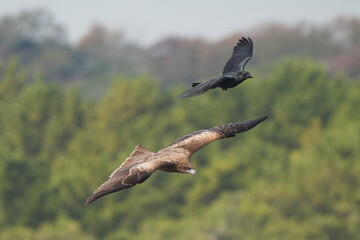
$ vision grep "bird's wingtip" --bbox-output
[84,194,97,205]
[175,92,193,99]
[258,115,269,122]
[84,198,91,206]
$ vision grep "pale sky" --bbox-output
[1,0,360,45]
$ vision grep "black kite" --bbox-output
[85,116,267,205]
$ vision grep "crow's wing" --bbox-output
[223,37,253,74]
[165,116,268,156]
[176,76,226,99]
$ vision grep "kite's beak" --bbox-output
[187,168,197,175]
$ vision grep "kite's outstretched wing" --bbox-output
[85,164,153,205]
[166,116,268,156]
[85,146,155,205]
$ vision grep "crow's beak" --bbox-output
[248,74,254,78]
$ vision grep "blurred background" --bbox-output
[0,1,359,239]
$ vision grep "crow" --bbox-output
[176,37,253,99]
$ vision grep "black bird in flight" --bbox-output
[176,37,254,99]
[85,116,267,205]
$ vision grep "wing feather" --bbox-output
[85,116,268,205]
[223,37,253,74]
[109,145,154,178]
[212,116,268,138]
[176,76,225,99]
[166,130,222,154]
[85,164,153,205]
[166,116,268,155]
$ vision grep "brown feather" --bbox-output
[85,116,268,205]
[85,164,153,205]
[109,145,154,179]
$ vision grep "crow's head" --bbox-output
[237,71,253,81]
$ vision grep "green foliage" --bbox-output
[0,63,86,227]
[0,58,359,239]
[0,59,27,100]
[0,217,94,240]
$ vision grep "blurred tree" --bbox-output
[0,9,65,62]
[148,37,205,87]
[0,56,359,239]
[1,9,360,94]
[0,9,65,43]
[77,24,147,84]
[0,77,85,227]
[0,9,82,82]
[0,59,27,100]
[79,24,124,59]
[0,217,94,240]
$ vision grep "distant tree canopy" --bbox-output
[0,9,360,96]
[0,9,81,83]
[0,57,359,239]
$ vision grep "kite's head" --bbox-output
[181,165,196,175]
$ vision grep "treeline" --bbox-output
[1,10,360,97]
[0,57,359,239]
